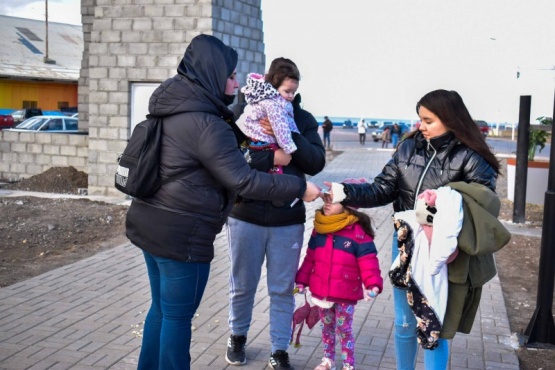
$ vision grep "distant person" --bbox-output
[125,35,321,370]
[295,178,383,370]
[236,58,300,174]
[321,89,502,370]
[391,123,402,148]
[322,116,333,149]
[415,121,421,130]
[381,126,391,148]
[357,118,367,145]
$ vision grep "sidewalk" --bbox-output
[0,149,520,369]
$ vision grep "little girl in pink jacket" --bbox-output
[295,179,383,370]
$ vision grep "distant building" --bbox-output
[0,15,83,113]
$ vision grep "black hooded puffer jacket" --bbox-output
[342,131,497,212]
[126,35,306,263]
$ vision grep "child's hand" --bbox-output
[293,284,306,295]
[364,287,380,301]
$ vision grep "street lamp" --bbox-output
[44,0,56,64]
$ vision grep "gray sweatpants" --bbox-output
[226,217,304,352]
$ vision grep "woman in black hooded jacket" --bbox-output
[323,90,500,370]
[126,34,320,370]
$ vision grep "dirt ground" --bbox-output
[0,167,129,288]
[0,161,553,369]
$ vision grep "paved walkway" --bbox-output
[0,149,522,369]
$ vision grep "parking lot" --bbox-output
[325,126,551,160]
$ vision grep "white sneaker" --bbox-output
[314,357,335,370]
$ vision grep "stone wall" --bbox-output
[0,131,88,181]
[81,0,265,196]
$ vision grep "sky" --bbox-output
[1,0,554,124]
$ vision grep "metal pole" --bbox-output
[45,0,48,60]
[42,0,55,65]
[512,96,531,223]
[525,89,555,346]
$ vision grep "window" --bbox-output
[22,101,38,108]
[65,119,78,130]
[19,117,46,130]
[45,119,63,131]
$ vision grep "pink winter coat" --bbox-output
[296,223,383,304]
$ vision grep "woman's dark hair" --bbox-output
[413,89,500,174]
[265,57,300,89]
[345,208,374,238]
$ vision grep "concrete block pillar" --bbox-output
[79,0,265,196]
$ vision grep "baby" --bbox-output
[236,58,300,174]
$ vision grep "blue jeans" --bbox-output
[323,132,331,147]
[138,251,210,370]
[391,231,449,370]
[391,133,399,148]
[227,217,303,353]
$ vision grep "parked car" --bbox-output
[342,119,353,129]
[475,120,489,137]
[10,108,43,124]
[4,115,84,134]
[377,121,394,129]
[60,107,78,116]
[0,114,15,129]
[372,123,409,142]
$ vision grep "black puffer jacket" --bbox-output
[126,35,306,263]
[229,93,326,226]
[342,131,497,211]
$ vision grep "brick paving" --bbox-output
[0,149,520,369]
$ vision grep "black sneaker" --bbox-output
[225,334,247,366]
[268,350,294,369]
